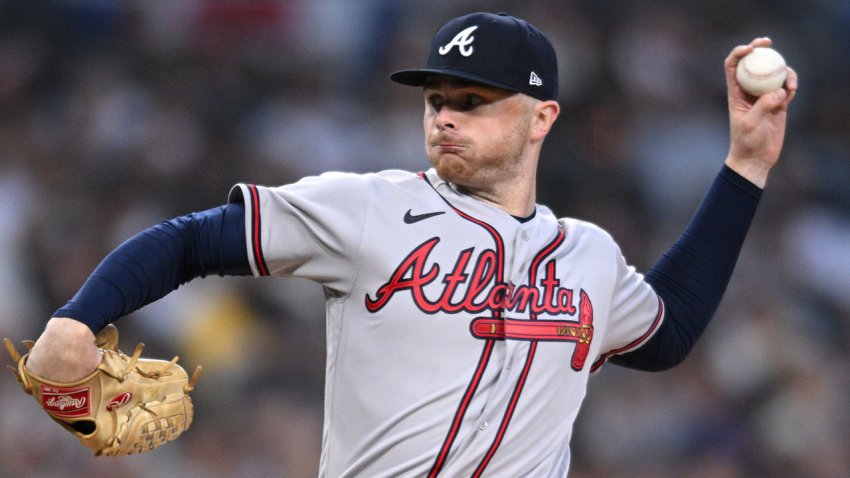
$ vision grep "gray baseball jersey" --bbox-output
[229,168,664,477]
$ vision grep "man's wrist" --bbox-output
[723,155,770,189]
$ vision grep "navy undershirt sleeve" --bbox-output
[610,166,762,371]
[53,203,251,334]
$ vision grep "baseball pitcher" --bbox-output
[5,11,796,477]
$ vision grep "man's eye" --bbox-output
[464,96,483,108]
[427,96,444,109]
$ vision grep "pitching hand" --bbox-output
[724,37,798,188]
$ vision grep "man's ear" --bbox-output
[531,100,560,141]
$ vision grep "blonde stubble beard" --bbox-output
[427,108,535,195]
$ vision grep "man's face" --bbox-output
[422,76,535,190]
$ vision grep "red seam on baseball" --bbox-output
[741,62,785,80]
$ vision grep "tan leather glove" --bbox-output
[4,324,201,456]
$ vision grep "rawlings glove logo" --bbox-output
[106,392,133,411]
[41,385,91,418]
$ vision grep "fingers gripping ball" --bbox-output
[3,325,202,456]
[736,47,787,97]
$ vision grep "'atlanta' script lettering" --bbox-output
[365,237,578,316]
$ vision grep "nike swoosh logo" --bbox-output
[404,209,446,224]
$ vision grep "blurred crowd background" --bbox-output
[0,1,848,477]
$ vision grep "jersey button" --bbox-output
[478,421,489,431]
[521,231,530,241]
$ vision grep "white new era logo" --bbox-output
[439,26,478,57]
[529,71,543,87]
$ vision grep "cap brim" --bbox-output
[390,68,521,94]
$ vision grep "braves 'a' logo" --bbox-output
[438,26,478,57]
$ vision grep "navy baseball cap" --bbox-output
[390,12,558,101]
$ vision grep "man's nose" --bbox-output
[435,107,457,130]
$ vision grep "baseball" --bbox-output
[736,47,787,96]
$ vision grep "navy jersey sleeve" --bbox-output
[52,203,251,334]
[610,166,762,371]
